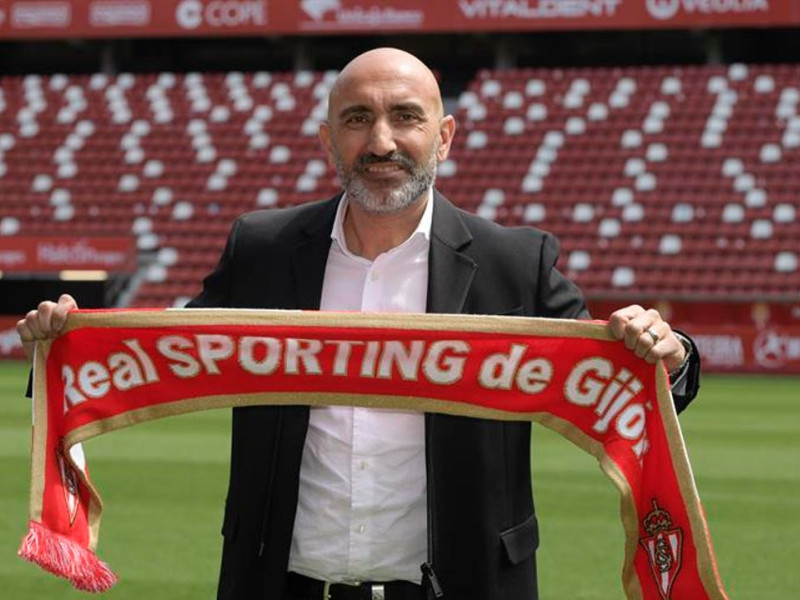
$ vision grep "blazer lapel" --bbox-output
[427,191,477,315]
[291,196,340,310]
[290,191,476,313]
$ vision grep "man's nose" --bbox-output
[367,119,397,156]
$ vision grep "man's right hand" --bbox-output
[16,294,79,360]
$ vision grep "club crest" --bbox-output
[639,499,683,599]
[57,449,80,526]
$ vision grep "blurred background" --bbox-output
[1,1,798,598]
[1,0,799,373]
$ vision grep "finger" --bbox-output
[637,325,665,363]
[649,330,686,371]
[16,318,36,361]
[50,294,77,336]
[625,309,661,357]
[16,315,36,343]
[639,323,689,368]
[25,307,48,341]
[607,304,644,340]
[35,301,58,339]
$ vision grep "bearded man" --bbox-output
[18,48,699,600]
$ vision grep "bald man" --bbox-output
[18,48,699,600]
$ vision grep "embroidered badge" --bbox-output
[639,499,683,599]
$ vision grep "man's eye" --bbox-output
[347,114,369,124]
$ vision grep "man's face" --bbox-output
[330,130,439,215]
[320,62,454,215]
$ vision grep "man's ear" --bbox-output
[318,121,335,167]
[437,115,456,162]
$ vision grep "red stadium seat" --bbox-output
[1,65,798,305]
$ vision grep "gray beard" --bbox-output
[335,148,438,215]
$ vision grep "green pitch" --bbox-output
[0,360,797,599]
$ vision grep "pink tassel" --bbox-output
[18,521,118,592]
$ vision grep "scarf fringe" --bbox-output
[18,520,118,592]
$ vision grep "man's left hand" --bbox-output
[607,305,686,373]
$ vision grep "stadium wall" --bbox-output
[1,0,798,40]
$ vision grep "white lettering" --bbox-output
[177,0,266,30]
[515,357,552,394]
[683,0,768,13]
[565,357,612,406]
[207,1,266,27]
[595,367,631,415]
[479,343,527,390]
[694,334,744,367]
[423,340,469,385]
[78,361,110,399]
[89,1,151,27]
[36,239,128,267]
[123,338,159,383]
[325,340,363,376]
[11,2,71,28]
[459,0,621,20]
[156,335,200,378]
[196,334,234,375]
[62,365,86,413]
[361,341,380,377]
[108,352,146,390]
[616,403,646,440]
[377,341,425,380]
[0,250,26,267]
[647,0,769,20]
[239,336,281,374]
[335,7,423,27]
[565,356,650,460]
[284,338,322,375]
[590,372,642,433]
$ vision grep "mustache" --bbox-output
[355,151,416,172]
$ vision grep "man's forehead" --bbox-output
[330,72,439,117]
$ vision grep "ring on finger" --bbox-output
[645,327,659,345]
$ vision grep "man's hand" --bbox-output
[607,304,686,373]
[16,294,78,360]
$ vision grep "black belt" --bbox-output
[286,572,424,600]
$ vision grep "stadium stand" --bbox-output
[1,64,798,307]
[440,64,800,299]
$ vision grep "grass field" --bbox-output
[1,359,798,599]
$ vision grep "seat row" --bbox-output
[1,64,798,305]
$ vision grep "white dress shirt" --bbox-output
[287,191,433,584]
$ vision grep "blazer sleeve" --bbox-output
[666,331,701,414]
[185,217,242,309]
[535,232,590,320]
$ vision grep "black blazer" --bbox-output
[189,191,698,600]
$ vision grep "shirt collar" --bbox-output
[331,188,434,258]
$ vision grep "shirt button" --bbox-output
[370,271,379,281]
[357,524,365,534]
[359,460,367,470]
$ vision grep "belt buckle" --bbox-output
[369,584,385,600]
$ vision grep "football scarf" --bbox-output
[19,308,727,599]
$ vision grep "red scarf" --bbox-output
[19,308,727,599]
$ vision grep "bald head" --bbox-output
[328,48,444,121]
[317,47,456,220]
